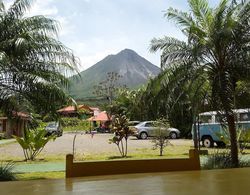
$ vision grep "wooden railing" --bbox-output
[66,149,200,178]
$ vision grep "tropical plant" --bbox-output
[151,120,171,156]
[150,0,250,167]
[13,126,56,161]
[0,162,16,181]
[202,150,233,169]
[238,130,250,154]
[109,114,133,157]
[111,87,148,121]
[0,0,78,116]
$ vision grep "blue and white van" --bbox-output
[193,109,250,148]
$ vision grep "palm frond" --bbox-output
[7,0,33,19]
[165,7,194,31]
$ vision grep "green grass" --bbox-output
[16,171,65,180]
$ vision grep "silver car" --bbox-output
[132,121,180,139]
[45,122,62,137]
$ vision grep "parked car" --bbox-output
[132,121,180,140]
[128,121,140,128]
[45,122,62,137]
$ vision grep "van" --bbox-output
[193,109,250,147]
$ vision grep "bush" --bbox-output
[60,117,81,127]
[60,117,91,131]
[202,150,233,169]
[202,150,250,169]
[0,162,16,181]
[152,120,171,156]
[0,133,6,140]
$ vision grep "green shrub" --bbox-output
[151,119,171,156]
[0,133,6,140]
[0,162,16,181]
[60,117,91,131]
[202,150,233,169]
[202,150,250,169]
[60,117,81,127]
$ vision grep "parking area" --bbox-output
[0,133,194,159]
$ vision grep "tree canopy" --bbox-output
[0,0,79,116]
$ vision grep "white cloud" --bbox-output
[23,0,58,17]
[56,16,75,37]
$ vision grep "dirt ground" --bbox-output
[0,133,193,159]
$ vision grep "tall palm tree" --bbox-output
[150,0,250,167]
[0,0,79,115]
[141,63,209,138]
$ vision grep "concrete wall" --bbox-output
[66,149,200,178]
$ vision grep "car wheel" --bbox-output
[169,132,177,139]
[140,132,148,140]
[202,136,214,148]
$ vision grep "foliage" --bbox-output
[150,0,250,167]
[0,0,79,117]
[42,113,60,123]
[238,130,250,154]
[202,149,250,169]
[0,133,6,140]
[110,87,147,120]
[152,120,171,156]
[217,128,250,154]
[13,126,56,161]
[61,117,81,127]
[202,150,234,169]
[109,115,134,157]
[60,117,90,131]
[0,162,16,181]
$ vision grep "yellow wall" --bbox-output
[66,149,200,178]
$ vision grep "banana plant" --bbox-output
[13,127,56,161]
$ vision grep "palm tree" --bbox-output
[141,64,209,138]
[150,0,250,167]
[0,0,79,115]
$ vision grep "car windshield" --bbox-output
[47,122,58,128]
[136,121,166,127]
[128,121,140,126]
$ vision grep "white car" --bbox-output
[132,121,180,139]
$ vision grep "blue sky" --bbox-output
[5,0,218,71]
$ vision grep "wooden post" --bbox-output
[66,154,74,178]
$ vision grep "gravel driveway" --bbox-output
[0,133,193,159]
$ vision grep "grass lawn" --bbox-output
[16,171,65,180]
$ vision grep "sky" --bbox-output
[4,0,218,71]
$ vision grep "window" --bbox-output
[240,113,250,121]
[200,115,212,123]
[145,122,153,127]
[215,114,227,123]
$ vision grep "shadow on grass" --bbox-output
[107,156,133,160]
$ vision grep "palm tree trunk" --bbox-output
[226,113,239,167]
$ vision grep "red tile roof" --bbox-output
[87,111,110,121]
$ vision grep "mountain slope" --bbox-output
[68,49,161,99]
